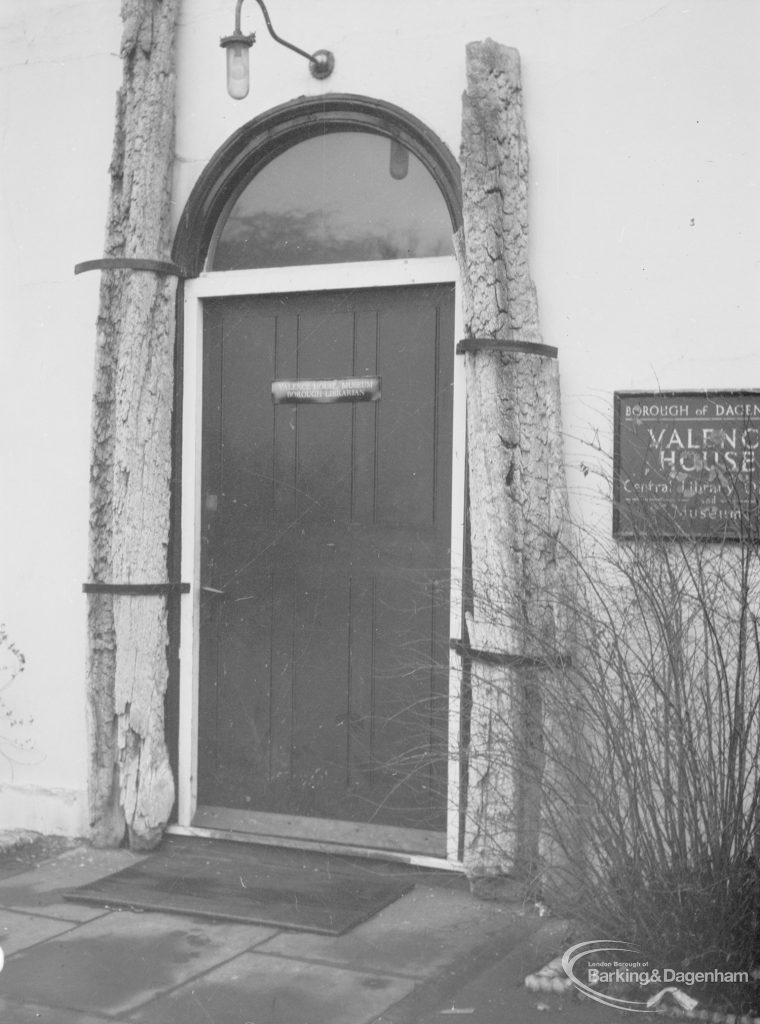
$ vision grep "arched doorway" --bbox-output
[174,96,464,861]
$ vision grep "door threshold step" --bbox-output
[170,806,461,871]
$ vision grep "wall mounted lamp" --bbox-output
[220,0,335,100]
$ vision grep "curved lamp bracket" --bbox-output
[221,0,334,99]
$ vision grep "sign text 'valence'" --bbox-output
[614,391,760,539]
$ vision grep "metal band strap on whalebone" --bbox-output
[74,257,187,277]
[456,337,558,358]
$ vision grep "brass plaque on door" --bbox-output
[271,377,381,404]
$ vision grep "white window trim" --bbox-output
[177,255,466,868]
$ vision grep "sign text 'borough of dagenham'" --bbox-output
[614,391,760,539]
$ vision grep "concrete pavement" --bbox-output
[0,838,625,1024]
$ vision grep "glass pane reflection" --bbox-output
[210,132,454,270]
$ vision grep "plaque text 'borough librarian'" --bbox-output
[271,377,381,405]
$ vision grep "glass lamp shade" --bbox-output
[224,39,252,99]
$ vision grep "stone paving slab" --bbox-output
[129,951,417,1024]
[370,917,574,1024]
[0,861,42,882]
[0,1000,118,1024]
[412,967,630,1024]
[517,987,630,1023]
[0,847,145,921]
[257,884,534,979]
[0,844,558,1024]
[0,909,277,1017]
[0,906,78,955]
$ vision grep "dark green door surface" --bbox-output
[199,284,454,830]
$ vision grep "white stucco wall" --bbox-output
[175,0,760,521]
[0,1,122,833]
[0,0,757,836]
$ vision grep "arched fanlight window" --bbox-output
[172,96,462,278]
[208,130,455,270]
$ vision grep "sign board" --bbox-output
[613,391,760,539]
[271,377,381,405]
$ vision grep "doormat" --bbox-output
[63,835,416,935]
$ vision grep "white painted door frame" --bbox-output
[174,255,466,868]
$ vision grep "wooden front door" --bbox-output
[198,284,454,833]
